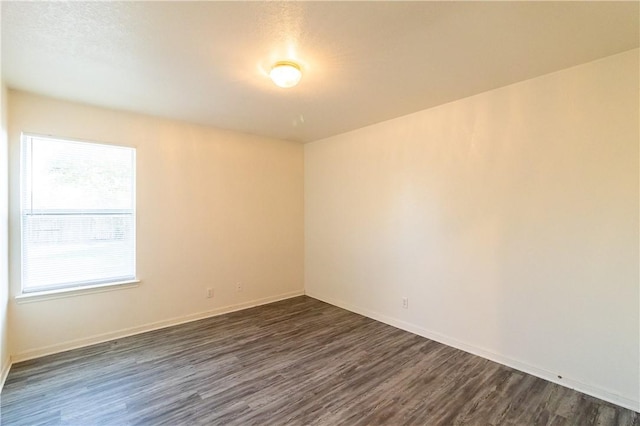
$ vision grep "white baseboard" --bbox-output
[12,290,304,364]
[0,355,11,393]
[305,291,640,413]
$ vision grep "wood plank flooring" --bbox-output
[1,296,638,425]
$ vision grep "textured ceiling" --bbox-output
[2,1,638,143]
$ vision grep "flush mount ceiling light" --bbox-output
[269,61,302,88]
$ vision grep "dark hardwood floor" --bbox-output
[1,296,638,425]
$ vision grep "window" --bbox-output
[21,134,136,293]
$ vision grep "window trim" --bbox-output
[15,279,141,304]
[19,133,138,296]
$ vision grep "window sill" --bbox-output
[15,280,141,304]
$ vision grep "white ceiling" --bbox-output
[2,1,638,143]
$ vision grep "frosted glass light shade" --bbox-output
[270,61,302,88]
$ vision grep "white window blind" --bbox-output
[21,134,136,293]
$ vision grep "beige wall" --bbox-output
[305,49,639,410]
[0,83,9,385]
[8,91,304,360]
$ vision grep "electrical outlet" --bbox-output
[206,288,213,298]
[236,282,243,292]
[402,297,408,309]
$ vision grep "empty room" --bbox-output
[0,1,638,425]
